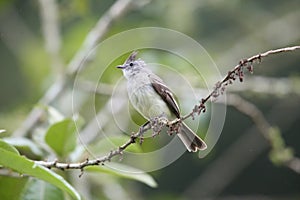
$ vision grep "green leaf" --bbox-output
[21,179,64,200]
[45,118,78,158]
[0,138,19,155]
[87,162,157,188]
[0,148,81,200]
[0,175,28,200]
[3,137,43,157]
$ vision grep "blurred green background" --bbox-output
[0,0,300,200]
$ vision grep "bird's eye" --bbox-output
[129,62,134,67]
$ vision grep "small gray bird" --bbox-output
[117,51,207,152]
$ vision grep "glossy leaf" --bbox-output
[3,137,43,157]
[45,118,78,158]
[21,179,64,200]
[0,138,19,155]
[0,176,28,200]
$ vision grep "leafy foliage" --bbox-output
[45,118,79,158]
[0,143,81,199]
[0,138,19,155]
[21,179,64,200]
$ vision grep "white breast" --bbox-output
[127,74,171,119]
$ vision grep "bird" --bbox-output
[117,51,207,152]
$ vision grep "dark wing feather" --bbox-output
[149,74,181,118]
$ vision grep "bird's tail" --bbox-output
[177,122,207,152]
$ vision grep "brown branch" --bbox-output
[182,45,300,120]
[286,157,300,174]
[34,120,152,170]
[34,46,300,171]
[226,94,270,139]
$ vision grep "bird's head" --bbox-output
[117,51,146,79]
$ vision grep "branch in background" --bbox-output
[13,0,149,137]
[184,98,300,199]
[226,94,270,138]
[226,94,300,174]
[35,46,300,171]
[79,96,128,145]
[75,80,116,96]
[38,0,64,75]
[67,0,138,74]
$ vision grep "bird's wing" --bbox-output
[149,74,181,118]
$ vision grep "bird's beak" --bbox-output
[117,51,138,69]
[116,65,125,69]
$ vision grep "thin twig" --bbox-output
[182,45,300,121]
[35,121,152,169]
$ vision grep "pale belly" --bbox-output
[128,84,172,119]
